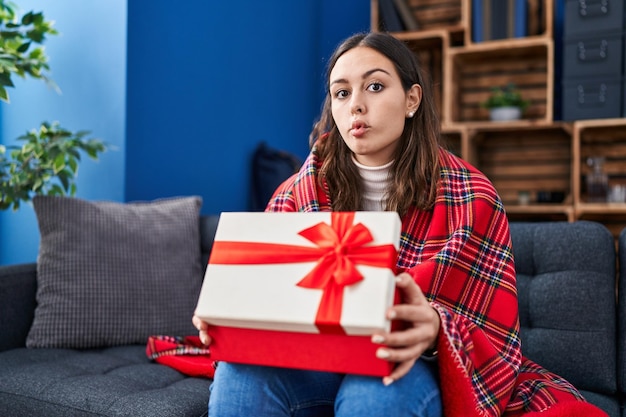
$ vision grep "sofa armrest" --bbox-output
[511,221,616,395]
[0,263,37,352]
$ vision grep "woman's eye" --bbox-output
[367,82,384,92]
[335,89,349,99]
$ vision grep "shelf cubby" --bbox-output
[468,124,572,207]
[444,38,553,126]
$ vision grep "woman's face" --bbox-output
[329,46,421,166]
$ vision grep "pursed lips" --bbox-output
[350,120,368,138]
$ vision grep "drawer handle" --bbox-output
[577,83,608,105]
[578,0,609,17]
[577,39,609,61]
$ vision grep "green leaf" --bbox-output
[86,148,98,159]
[22,142,35,154]
[0,72,14,87]
[68,157,78,174]
[0,29,20,39]
[32,12,45,26]
[26,29,44,43]
[21,11,34,25]
[58,171,69,191]
[33,177,43,191]
[50,184,64,196]
[16,41,30,53]
[0,86,9,103]
[53,153,65,173]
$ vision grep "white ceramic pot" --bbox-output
[489,106,522,122]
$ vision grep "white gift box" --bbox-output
[194,211,401,376]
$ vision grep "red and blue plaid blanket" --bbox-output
[267,143,606,417]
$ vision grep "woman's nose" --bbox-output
[350,92,365,114]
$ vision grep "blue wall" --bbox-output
[0,0,127,264]
[125,0,370,214]
[0,0,369,264]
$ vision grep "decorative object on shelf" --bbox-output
[536,191,566,204]
[608,184,626,204]
[517,190,531,205]
[378,0,404,32]
[481,83,530,121]
[586,156,608,203]
[0,1,108,211]
[392,0,419,31]
[472,0,529,43]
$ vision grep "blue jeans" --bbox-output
[208,360,441,417]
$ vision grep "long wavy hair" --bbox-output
[310,32,441,215]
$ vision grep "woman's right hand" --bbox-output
[192,315,212,346]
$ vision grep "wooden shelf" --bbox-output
[577,203,626,215]
[505,205,575,222]
[373,0,626,235]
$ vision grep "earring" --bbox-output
[407,111,415,118]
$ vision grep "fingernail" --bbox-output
[200,333,208,345]
[394,276,403,284]
[383,376,394,386]
[372,335,385,344]
[376,348,391,359]
[387,310,396,319]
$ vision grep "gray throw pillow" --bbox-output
[27,195,204,349]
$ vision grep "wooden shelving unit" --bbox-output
[371,0,626,236]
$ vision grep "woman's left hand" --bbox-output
[371,272,441,386]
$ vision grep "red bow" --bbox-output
[209,212,398,334]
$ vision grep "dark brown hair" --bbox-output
[310,32,441,215]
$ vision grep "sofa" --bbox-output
[0,207,623,415]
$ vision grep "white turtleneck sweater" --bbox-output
[352,156,392,211]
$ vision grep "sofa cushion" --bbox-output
[0,263,37,352]
[0,345,210,417]
[26,196,204,349]
[510,221,617,395]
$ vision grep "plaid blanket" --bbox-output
[267,144,607,417]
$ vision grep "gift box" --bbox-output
[194,211,401,376]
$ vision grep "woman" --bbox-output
[193,32,606,417]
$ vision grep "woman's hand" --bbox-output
[192,315,212,346]
[371,272,441,386]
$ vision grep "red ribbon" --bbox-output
[209,212,398,334]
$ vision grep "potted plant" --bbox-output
[481,83,530,122]
[0,1,108,210]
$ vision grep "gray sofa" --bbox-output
[0,217,622,416]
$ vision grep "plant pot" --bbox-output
[489,106,522,122]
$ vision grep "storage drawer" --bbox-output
[564,0,625,37]
[562,77,623,120]
[622,82,626,117]
[563,32,624,78]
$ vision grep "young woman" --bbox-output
[193,32,606,417]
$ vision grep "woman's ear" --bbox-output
[406,84,422,114]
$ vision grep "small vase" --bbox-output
[489,106,521,122]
